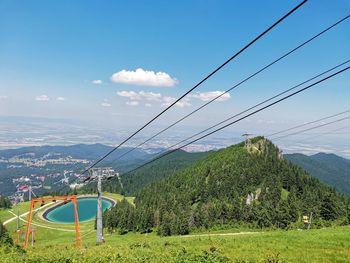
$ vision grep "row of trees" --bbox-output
[0,196,11,209]
[103,138,350,236]
[0,221,13,246]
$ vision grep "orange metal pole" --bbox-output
[72,196,81,247]
[22,196,81,248]
[24,200,35,248]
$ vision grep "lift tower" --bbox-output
[242,133,253,148]
[89,167,116,245]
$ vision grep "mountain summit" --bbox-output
[104,137,350,235]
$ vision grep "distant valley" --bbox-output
[0,142,349,201]
[0,143,154,199]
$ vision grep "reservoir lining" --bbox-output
[42,196,115,224]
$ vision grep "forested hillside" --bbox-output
[285,153,350,196]
[104,137,350,236]
[80,150,210,195]
[120,150,211,194]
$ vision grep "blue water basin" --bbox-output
[43,197,114,223]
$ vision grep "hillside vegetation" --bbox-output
[80,149,210,195]
[104,137,350,235]
[0,190,349,262]
[285,152,350,196]
[1,224,350,262]
[120,149,211,195]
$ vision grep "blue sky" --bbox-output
[0,0,350,155]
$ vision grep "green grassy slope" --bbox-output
[0,226,350,262]
[1,191,349,262]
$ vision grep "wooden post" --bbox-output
[307,212,313,230]
[31,226,35,247]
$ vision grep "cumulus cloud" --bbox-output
[189,91,231,102]
[162,96,191,108]
[176,100,192,108]
[117,90,190,108]
[101,99,111,107]
[282,143,336,155]
[101,102,111,107]
[111,68,178,87]
[141,91,163,101]
[56,97,65,101]
[35,95,50,101]
[116,90,140,100]
[126,101,139,106]
[117,90,229,107]
[117,91,162,102]
[92,80,103,85]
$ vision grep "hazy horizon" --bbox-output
[1,0,349,158]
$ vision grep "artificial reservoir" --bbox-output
[43,197,115,223]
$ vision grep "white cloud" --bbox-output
[101,102,111,107]
[126,101,139,106]
[111,68,178,87]
[116,90,228,108]
[56,97,65,101]
[0,95,8,99]
[101,99,111,107]
[35,95,50,101]
[162,96,191,108]
[176,100,192,108]
[140,91,163,101]
[161,96,175,107]
[117,90,140,100]
[117,91,162,102]
[92,80,103,85]
[281,143,336,155]
[117,90,191,108]
[189,91,231,102]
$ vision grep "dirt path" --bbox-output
[180,231,263,238]
[4,204,81,232]
[3,202,54,226]
[12,211,79,232]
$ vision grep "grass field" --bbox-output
[1,194,349,262]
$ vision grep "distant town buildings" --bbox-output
[3,152,91,203]
[6,155,89,167]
